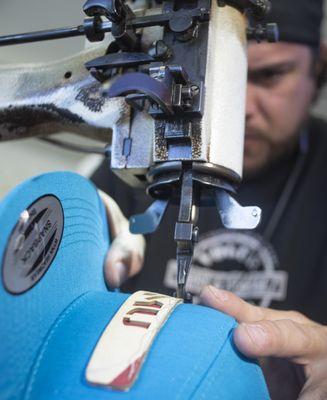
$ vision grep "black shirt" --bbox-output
[92,117,327,398]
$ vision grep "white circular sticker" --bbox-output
[2,195,64,294]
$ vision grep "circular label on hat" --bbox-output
[2,195,64,294]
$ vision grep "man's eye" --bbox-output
[262,70,282,80]
[249,69,285,86]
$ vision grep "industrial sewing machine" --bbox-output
[0,0,278,301]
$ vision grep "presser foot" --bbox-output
[129,164,262,303]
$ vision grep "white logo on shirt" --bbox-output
[164,229,288,307]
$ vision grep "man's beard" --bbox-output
[242,133,300,181]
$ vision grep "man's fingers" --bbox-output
[104,232,145,288]
[200,286,263,322]
[98,189,146,288]
[234,320,327,363]
[299,385,327,400]
[98,190,129,238]
[104,260,128,289]
[201,285,327,381]
[200,285,310,324]
[299,359,327,400]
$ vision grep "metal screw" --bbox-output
[192,227,200,243]
[190,85,199,95]
[252,209,258,218]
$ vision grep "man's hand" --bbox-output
[99,190,145,288]
[200,286,327,400]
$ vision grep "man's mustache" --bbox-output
[245,127,269,141]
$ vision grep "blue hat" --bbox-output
[0,172,269,400]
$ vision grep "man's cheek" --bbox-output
[269,82,313,128]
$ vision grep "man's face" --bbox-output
[244,42,317,177]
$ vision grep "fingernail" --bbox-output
[207,286,229,302]
[242,324,268,347]
[109,262,128,288]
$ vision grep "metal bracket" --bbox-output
[129,199,170,235]
[215,189,261,230]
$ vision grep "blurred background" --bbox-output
[0,0,326,198]
[0,0,97,197]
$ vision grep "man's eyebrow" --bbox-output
[248,61,297,74]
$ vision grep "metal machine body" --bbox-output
[0,0,277,300]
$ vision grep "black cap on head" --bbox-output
[264,0,324,47]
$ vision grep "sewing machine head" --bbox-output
[0,0,277,300]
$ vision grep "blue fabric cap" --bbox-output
[0,172,270,400]
[0,172,110,400]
